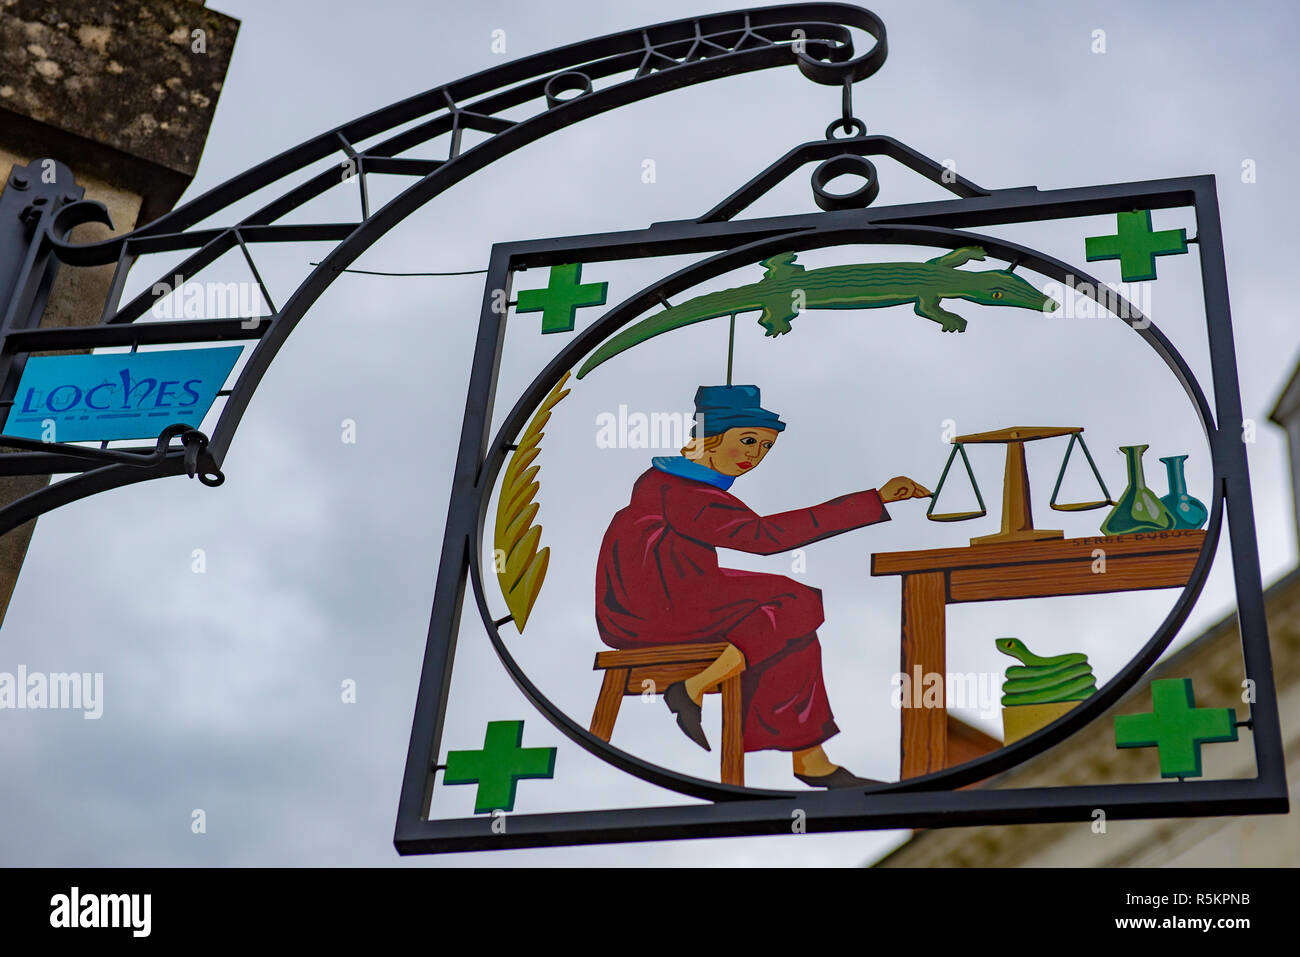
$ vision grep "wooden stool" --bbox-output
[589,641,744,786]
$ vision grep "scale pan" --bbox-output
[927,509,987,522]
[1050,499,1113,512]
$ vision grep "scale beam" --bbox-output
[952,425,1081,444]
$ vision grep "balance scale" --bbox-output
[927,426,1114,545]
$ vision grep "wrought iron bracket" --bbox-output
[0,160,87,406]
[0,4,892,540]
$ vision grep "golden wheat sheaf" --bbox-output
[494,372,571,632]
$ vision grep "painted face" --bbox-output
[702,427,779,477]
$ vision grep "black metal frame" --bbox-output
[393,173,1287,854]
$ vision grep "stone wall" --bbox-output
[0,0,238,225]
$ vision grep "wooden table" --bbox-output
[870,528,1207,779]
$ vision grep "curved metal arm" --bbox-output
[0,5,887,538]
[48,5,884,268]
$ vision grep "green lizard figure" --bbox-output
[575,246,1057,379]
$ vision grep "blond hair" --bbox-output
[680,432,725,460]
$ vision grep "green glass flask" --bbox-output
[1159,454,1209,530]
[1100,444,1175,536]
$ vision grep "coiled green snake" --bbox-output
[996,637,1097,706]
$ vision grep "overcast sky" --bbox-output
[1,0,1297,866]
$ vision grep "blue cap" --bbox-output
[692,385,785,437]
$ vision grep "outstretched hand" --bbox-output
[879,475,933,503]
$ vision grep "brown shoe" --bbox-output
[664,682,711,752]
[794,767,881,788]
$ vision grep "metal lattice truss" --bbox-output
[0,3,886,536]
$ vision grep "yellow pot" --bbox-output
[1002,700,1081,744]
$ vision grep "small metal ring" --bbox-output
[544,71,593,109]
[198,470,225,488]
[824,116,867,140]
[810,154,880,211]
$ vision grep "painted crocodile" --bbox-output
[995,637,1097,707]
[575,246,1057,378]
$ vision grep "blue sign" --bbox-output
[2,347,243,442]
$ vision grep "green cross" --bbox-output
[515,263,608,334]
[442,720,556,813]
[1085,210,1188,282]
[1114,678,1237,778]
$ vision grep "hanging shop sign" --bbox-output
[0,5,1284,857]
[393,30,1287,854]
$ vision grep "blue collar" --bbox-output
[651,455,735,491]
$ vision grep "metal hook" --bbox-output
[181,429,206,478]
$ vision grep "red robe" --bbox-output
[595,466,890,752]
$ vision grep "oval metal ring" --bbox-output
[471,223,1219,803]
[544,70,593,109]
[824,116,867,140]
[810,153,879,210]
